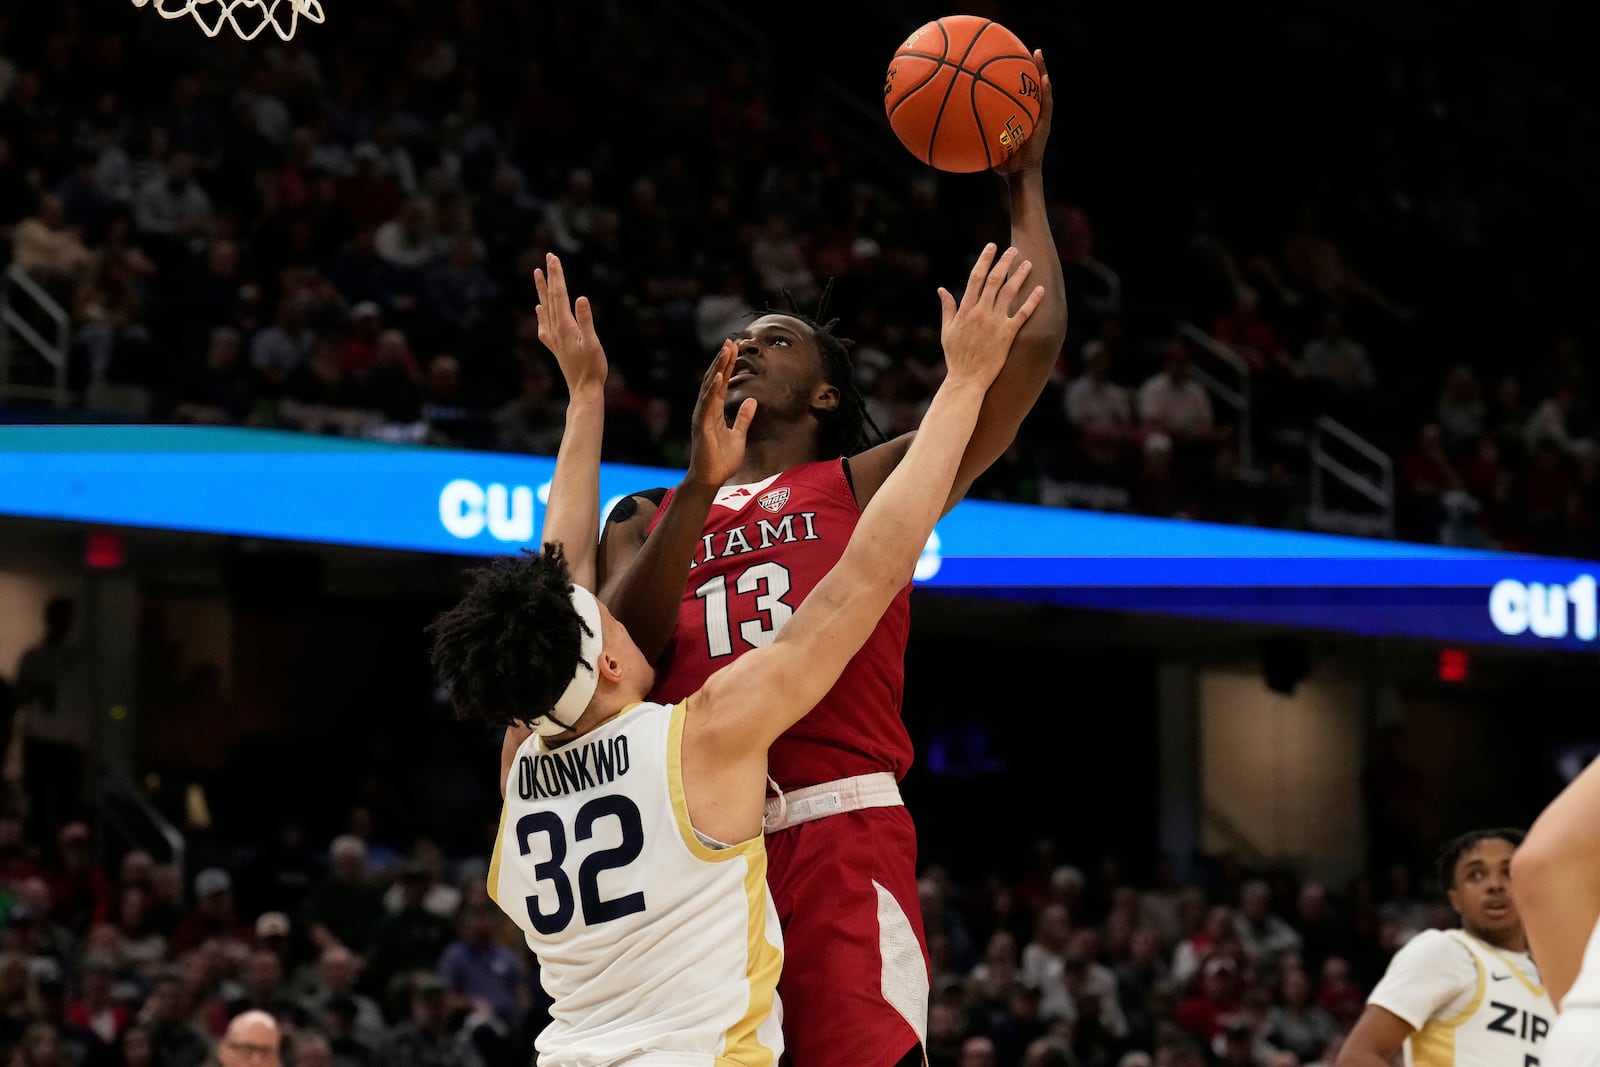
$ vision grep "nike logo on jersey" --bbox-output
[1492,973,1512,981]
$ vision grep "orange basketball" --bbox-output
[884,15,1041,173]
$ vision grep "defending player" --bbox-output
[506,52,1063,1067]
[1338,829,1552,1067]
[1512,753,1600,1066]
[434,247,1045,1066]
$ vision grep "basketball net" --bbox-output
[130,0,325,41]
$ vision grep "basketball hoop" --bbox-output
[130,0,325,41]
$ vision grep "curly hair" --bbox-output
[426,545,595,729]
[769,280,884,459]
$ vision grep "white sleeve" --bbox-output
[1367,930,1481,1031]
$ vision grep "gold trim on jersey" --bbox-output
[486,799,509,909]
[666,700,763,863]
[666,699,782,1066]
[1410,932,1488,1067]
[1479,939,1547,999]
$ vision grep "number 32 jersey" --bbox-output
[647,459,914,788]
[490,701,784,1067]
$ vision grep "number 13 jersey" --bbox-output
[647,459,914,788]
[490,701,784,1067]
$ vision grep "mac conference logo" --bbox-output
[1489,575,1597,641]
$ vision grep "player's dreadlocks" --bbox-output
[771,279,885,459]
[1434,826,1525,891]
[426,545,594,730]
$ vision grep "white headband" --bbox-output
[538,586,604,738]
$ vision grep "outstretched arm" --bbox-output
[532,253,606,589]
[1513,755,1600,1007]
[849,50,1068,513]
[697,245,1045,751]
[500,254,607,794]
[597,344,755,663]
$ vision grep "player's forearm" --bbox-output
[1335,1048,1397,1067]
[1514,755,1600,1006]
[539,387,604,589]
[945,174,1066,510]
[605,480,717,664]
[1004,170,1067,344]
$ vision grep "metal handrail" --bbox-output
[0,262,72,407]
[96,772,187,873]
[1309,416,1395,537]
[1180,322,1253,469]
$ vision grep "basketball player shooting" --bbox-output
[1512,753,1600,1065]
[498,50,1063,1067]
[432,246,1045,1067]
[1338,829,1552,1067]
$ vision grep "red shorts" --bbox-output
[766,804,928,1067]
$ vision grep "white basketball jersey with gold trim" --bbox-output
[488,701,784,1067]
[1407,930,1553,1067]
[1547,915,1600,1067]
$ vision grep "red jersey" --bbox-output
[646,458,913,787]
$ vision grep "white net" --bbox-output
[129,0,325,41]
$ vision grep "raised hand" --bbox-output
[937,243,1047,388]
[687,341,758,489]
[533,253,606,392]
[995,49,1053,175]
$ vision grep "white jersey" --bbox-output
[488,701,784,1067]
[1369,928,1552,1067]
[1547,914,1600,1067]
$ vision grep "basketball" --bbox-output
[884,15,1041,173]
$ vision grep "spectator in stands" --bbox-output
[170,868,250,958]
[139,969,211,1067]
[1138,343,1214,444]
[1300,312,1375,421]
[381,840,459,921]
[72,248,148,386]
[299,946,385,1047]
[11,194,95,296]
[250,295,316,397]
[1176,955,1246,1044]
[490,360,564,455]
[380,974,484,1067]
[307,836,385,957]
[364,865,456,1000]
[64,954,128,1048]
[420,354,484,447]
[357,329,425,431]
[1313,956,1363,1029]
[1067,339,1136,476]
[1233,881,1302,968]
[217,1009,281,1067]
[175,326,254,425]
[1265,966,1337,1062]
[114,885,168,976]
[132,151,212,245]
[438,902,528,1026]
[1399,423,1468,543]
[45,822,109,932]
[1524,380,1593,457]
[1435,365,1486,454]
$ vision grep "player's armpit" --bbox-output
[840,433,915,509]
[1336,1005,1415,1067]
[499,725,533,798]
[596,497,658,602]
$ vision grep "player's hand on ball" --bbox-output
[687,341,757,491]
[534,253,607,391]
[995,49,1053,176]
[938,243,1046,387]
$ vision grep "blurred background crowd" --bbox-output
[2,1,1599,555]
[1,0,1593,1063]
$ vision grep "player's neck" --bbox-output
[1468,926,1529,954]
[732,427,819,485]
